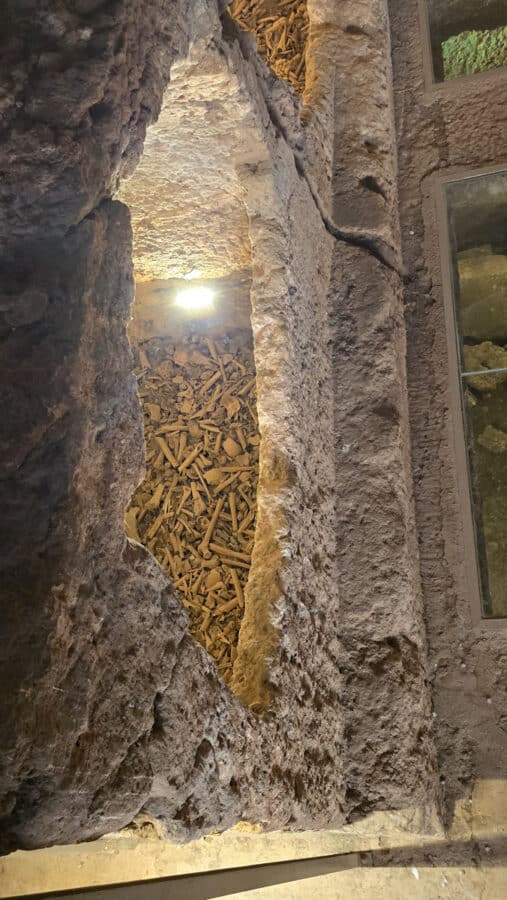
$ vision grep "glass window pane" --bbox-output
[446,170,507,618]
[427,1,507,82]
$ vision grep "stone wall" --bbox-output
[0,0,435,851]
[308,0,436,819]
[389,0,507,825]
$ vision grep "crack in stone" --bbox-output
[232,20,405,278]
[292,152,405,276]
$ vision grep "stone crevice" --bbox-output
[221,9,401,275]
[0,0,439,851]
[297,156,404,276]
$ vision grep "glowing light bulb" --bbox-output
[174,285,215,313]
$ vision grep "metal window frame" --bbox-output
[417,0,507,93]
[435,162,507,627]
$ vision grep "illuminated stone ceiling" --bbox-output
[118,41,267,283]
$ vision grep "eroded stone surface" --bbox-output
[330,247,435,816]
[389,0,507,824]
[0,202,188,846]
[0,0,437,851]
[0,5,346,848]
[307,0,436,819]
[0,0,199,252]
[117,38,256,281]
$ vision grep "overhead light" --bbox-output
[174,285,215,313]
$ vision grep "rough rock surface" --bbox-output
[0,194,341,850]
[117,40,255,282]
[0,0,196,252]
[320,0,435,817]
[0,202,187,845]
[0,0,437,850]
[389,0,507,824]
[330,248,435,816]
[0,0,344,850]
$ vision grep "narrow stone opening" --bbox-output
[228,1,309,95]
[114,40,275,693]
[126,274,260,684]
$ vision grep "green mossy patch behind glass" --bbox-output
[443,26,507,81]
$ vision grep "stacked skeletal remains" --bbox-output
[127,333,259,684]
[229,0,309,95]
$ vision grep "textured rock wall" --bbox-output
[0,0,195,251]
[0,201,195,847]
[0,0,436,850]
[308,0,436,818]
[389,0,507,823]
[0,190,341,850]
[0,0,342,850]
[117,39,255,283]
